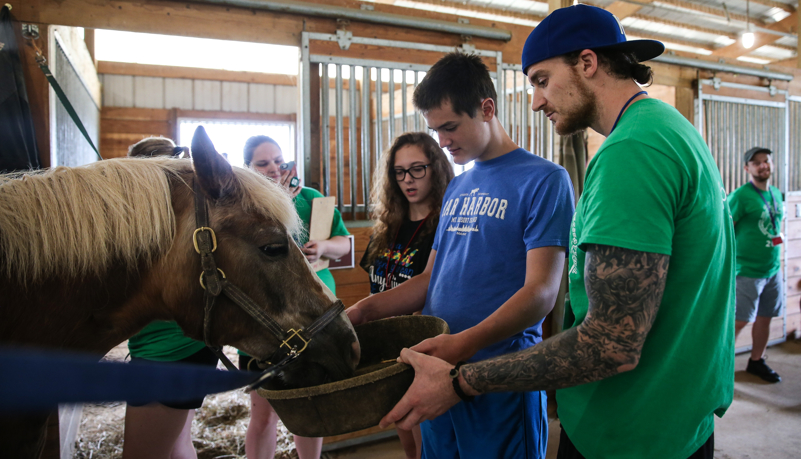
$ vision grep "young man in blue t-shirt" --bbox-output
[348,53,575,459]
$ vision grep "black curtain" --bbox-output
[0,5,41,172]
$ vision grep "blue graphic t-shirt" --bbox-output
[424,148,575,362]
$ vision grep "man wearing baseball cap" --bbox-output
[379,5,734,459]
[728,147,784,383]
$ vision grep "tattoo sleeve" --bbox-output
[461,244,670,393]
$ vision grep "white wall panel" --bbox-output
[101,74,134,107]
[194,80,222,111]
[249,83,275,113]
[222,82,249,112]
[133,76,165,109]
[164,78,193,110]
[274,85,298,114]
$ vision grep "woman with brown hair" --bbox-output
[355,132,454,459]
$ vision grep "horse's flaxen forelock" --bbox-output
[230,166,303,240]
[0,157,300,285]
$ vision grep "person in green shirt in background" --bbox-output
[240,135,351,459]
[378,5,735,459]
[123,136,220,459]
[729,147,784,383]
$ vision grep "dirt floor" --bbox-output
[73,343,304,459]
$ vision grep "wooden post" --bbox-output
[14,20,51,168]
[309,63,322,192]
[797,11,800,69]
[548,0,573,13]
[83,28,96,68]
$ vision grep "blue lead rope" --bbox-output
[0,347,259,413]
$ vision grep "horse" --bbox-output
[0,127,360,458]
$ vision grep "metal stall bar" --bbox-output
[512,69,517,144]
[335,64,344,214]
[375,68,383,166]
[388,69,395,144]
[349,65,359,219]
[321,65,330,197]
[522,88,528,151]
[414,71,420,132]
[401,70,408,134]
[362,66,371,213]
[790,97,801,191]
[301,33,312,185]
[500,67,506,131]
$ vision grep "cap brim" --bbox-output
[595,39,665,62]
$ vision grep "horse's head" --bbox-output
[152,127,359,388]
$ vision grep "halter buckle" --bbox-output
[193,227,218,254]
[199,268,226,290]
[281,329,310,355]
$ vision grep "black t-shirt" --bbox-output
[360,218,434,294]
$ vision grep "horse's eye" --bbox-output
[260,243,288,257]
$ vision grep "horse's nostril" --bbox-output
[351,341,361,368]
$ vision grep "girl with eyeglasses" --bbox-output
[355,132,453,459]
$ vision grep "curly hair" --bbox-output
[365,132,454,264]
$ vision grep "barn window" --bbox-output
[178,119,295,168]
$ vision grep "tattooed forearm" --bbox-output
[461,245,670,393]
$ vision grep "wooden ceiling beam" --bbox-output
[605,0,651,20]
[712,11,797,58]
[747,0,795,13]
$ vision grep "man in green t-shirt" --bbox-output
[377,5,734,459]
[729,147,784,383]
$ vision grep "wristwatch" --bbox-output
[449,361,474,402]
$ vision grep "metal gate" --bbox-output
[300,32,503,219]
[698,79,793,351]
[697,80,789,194]
[789,97,801,192]
[499,64,556,162]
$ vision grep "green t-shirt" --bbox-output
[128,321,205,361]
[239,187,350,357]
[728,183,783,278]
[558,99,735,459]
[293,187,351,294]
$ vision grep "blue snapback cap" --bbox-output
[522,4,665,74]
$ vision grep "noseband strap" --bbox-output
[192,178,345,373]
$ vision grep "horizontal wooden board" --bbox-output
[99,61,298,86]
[787,258,801,278]
[102,107,170,121]
[735,316,785,349]
[786,220,801,240]
[785,276,801,296]
[177,110,295,122]
[786,239,801,259]
[331,264,369,286]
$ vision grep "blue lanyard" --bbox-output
[610,91,647,134]
[749,181,779,232]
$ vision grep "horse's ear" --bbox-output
[191,126,236,200]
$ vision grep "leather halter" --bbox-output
[192,178,345,373]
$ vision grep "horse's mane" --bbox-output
[0,158,300,284]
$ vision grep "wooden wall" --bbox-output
[331,226,372,307]
[782,193,801,339]
[97,63,297,159]
[99,63,297,113]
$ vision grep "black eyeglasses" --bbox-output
[394,164,430,181]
